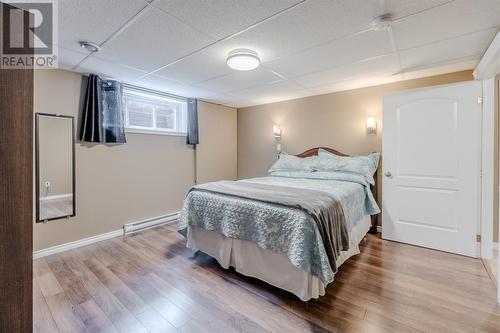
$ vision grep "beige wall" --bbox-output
[33,69,237,251]
[237,70,474,180]
[197,100,238,183]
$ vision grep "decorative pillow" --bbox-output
[268,153,317,173]
[314,149,380,184]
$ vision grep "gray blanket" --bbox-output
[191,180,350,273]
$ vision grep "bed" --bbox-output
[178,147,380,301]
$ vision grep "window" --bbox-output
[123,86,187,135]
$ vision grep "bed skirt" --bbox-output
[186,215,371,301]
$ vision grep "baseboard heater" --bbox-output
[123,212,180,234]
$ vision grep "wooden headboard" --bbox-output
[296,147,348,158]
[295,147,379,234]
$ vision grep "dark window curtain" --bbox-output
[102,80,126,143]
[80,74,126,144]
[186,98,199,145]
[80,74,103,142]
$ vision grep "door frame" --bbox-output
[473,32,500,260]
[473,30,500,304]
[480,78,496,260]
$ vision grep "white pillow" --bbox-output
[314,149,380,184]
[268,153,317,173]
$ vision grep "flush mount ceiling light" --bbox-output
[226,49,260,71]
[371,13,393,31]
[79,41,101,53]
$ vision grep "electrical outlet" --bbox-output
[44,181,50,188]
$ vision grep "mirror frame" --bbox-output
[35,113,76,223]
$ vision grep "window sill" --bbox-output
[125,128,187,137]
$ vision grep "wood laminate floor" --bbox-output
[34,224,500,333]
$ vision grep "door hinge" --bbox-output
[477,96,483,104]
[476,234,481,242]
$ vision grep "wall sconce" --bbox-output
[273,124,282,139]
[273,125,282,154]
[366,117,377,134]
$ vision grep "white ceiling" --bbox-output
[57,0,500,108]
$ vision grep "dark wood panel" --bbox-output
[33,224,500,333]
[0,3,34,332]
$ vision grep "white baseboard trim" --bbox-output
[377,225,382,233]
[33,228,123,259]
[123,212,180,234]
[40,193,73,201]
[33,212,180,259]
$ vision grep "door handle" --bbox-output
[385,171,392,178]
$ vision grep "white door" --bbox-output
[382,81,481,257]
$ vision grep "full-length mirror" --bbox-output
[36,113,75,222]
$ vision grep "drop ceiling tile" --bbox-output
[403,58,479,80]
[225,101,256,108]
[200,95,229,104]
[97,7,214,72]
[294,54,400,88]
[53,0,498,109]
[228,80,308,102]
[264,29,393,78]
[392,0,500,50]
[154,45,233,84]
[185,86,220,99]
[152,0,302,40]
[201,94,247,106]
[222,0,381,63]
[310,74,404,95]
[249,90,314,106]
[399,28,496,71]
[76,56,147,82]
[134,74,218,99]
[195,67,283,94]
[55,45,89,70]
[58,0,148,52]
[369,0,452,20]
